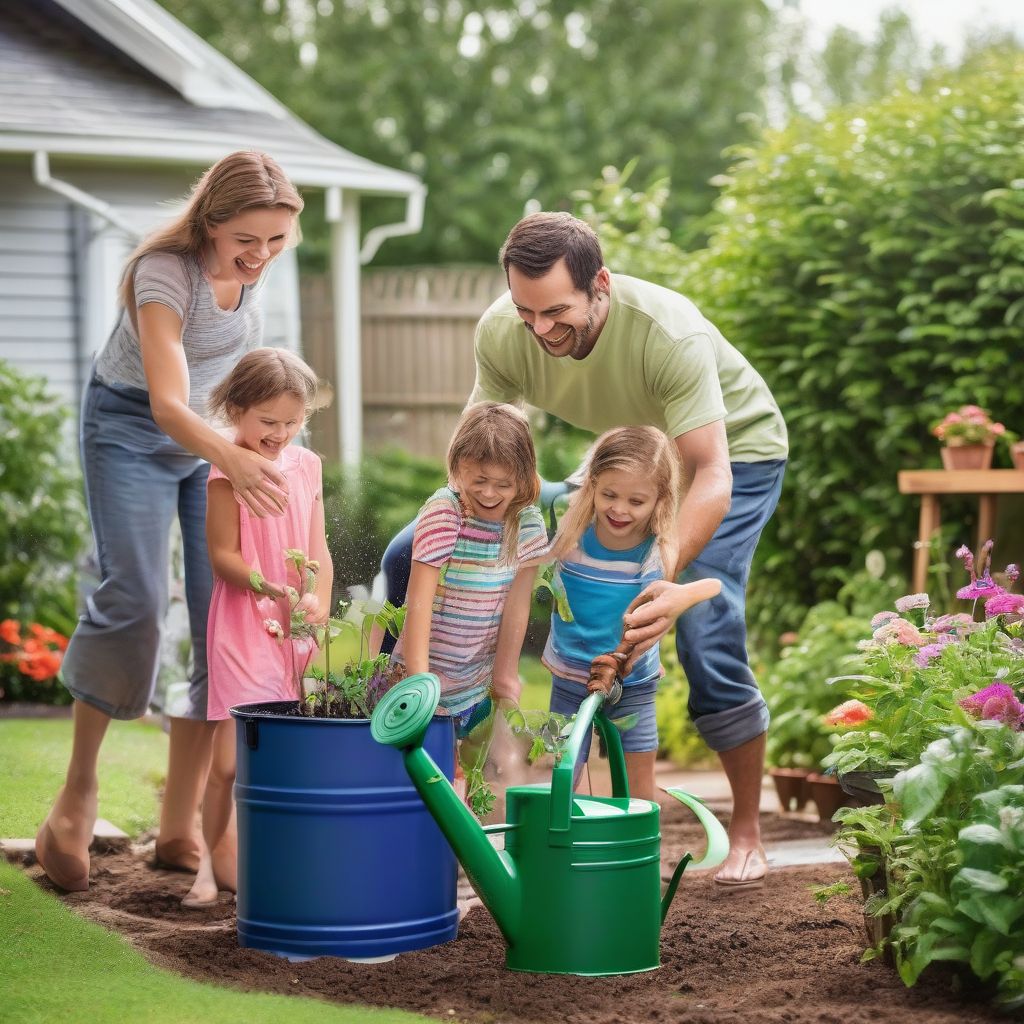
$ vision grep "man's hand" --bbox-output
[221,445,289,518]
[620,578,723,671]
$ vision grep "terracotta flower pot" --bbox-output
[806,772,853,822]
[769,767,810,813]
[940,443,994,470]
[1012,441,1024,471]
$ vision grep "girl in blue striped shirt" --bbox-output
[543,426,717,799]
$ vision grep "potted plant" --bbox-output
[231,554,459,962]
[930,405,1015,470]
[1012,440,1024,471]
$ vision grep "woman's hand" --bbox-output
[219,444,289,517]
[620,578,722,671]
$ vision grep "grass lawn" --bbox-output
[518,654,551,712]
[0,717,170,839]
[0,860,434,1024]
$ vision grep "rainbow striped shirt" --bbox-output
[393,486,548,713]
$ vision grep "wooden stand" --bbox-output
[898,470,1024,593]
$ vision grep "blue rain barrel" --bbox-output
[231,701,458,959]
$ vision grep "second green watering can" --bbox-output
[370,673,729,976]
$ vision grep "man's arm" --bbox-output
[672,419,732,578]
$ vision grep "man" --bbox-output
[386,211,787,888]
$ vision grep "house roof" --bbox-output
[0,0,421,196]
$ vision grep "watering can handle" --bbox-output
[660,786,730,922]
[549,691,609,842]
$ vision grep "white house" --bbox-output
[0,0,425,463]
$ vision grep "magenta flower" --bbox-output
[985,593,1024,620]
[956,573,1007,601]
[870,610,899,629]
[959,683,1024,730]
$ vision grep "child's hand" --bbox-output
[295,592,327,624]
[250,571,287,600]
[491,674,522,704]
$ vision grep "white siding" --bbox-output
[0,167,78,406]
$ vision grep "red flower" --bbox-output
[824,699,873,728]
[0,619,20,645]
[28,623,69,651]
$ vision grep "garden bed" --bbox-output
[24,803,1003,1024]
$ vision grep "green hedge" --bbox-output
[685,51,1024,629]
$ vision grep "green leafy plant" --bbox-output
[0,361,86,640]
[303,599,407,719]
[836,723,1024,1010]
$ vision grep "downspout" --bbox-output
[33,151,140,239]
[359,184,427,265]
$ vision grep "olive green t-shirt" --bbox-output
[470,274,788,462]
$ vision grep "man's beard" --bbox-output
[530,300,599,359]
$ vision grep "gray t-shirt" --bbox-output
[94,251,264,415]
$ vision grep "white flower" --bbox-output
[263,618,284,643]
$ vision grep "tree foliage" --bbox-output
[160,0,772,264]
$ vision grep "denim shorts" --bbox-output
[674,459,786,752]
[549,674,659,777]
[60,374,213,721]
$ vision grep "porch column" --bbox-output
[326,186,362,466]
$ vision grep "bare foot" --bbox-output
[713,844,767,889]
[182,874,220,908]
[35,785,97,892]
[153,836,202,873]
[210,835,237,894]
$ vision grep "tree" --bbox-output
[161,0,772,264]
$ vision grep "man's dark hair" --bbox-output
[499,212,603,296]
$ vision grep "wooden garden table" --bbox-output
[898,469,1024,593]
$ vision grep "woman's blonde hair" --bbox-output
[551,426,680,574]
[208,347,320,423]
[447,402,540,567]
[119,150,303,311]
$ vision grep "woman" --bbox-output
[36,151,303,892]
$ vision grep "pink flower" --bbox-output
[824,699,873,728]
[960,405,983,416]
[959,683,1024,730]
[984,593,1024,620]
[263,618,284,643]
[1006,564,1020,584]
[895,593,929,613]
[929,612,975,633]
[873,618,927,647]
[870,610,899,629]
[992,423,1006,435]
[955,545,974,573]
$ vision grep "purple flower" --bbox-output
[895,593,930,613]
[957,573,1008,601]
[984,593,1024,620]
[1005,564,1020,584]
[959,682,1024,730]
[870,610,899,629]
[913,633,958,668]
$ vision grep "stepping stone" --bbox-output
[1,818,130,864]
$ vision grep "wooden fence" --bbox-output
[301,265,507,462]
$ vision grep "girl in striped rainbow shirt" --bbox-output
[543,426,719,800]
[391,402,548,735]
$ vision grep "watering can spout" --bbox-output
[659,787,730,924]
[370,674,521,945]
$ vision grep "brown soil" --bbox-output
[22,803,1005,1024]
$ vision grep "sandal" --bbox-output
[713,846,767,891]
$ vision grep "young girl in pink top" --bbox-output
[184,348,332,908]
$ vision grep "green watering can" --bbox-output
[370,673,729,976]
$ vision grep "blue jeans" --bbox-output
[61,374,213,721]
[675,460,786,752]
